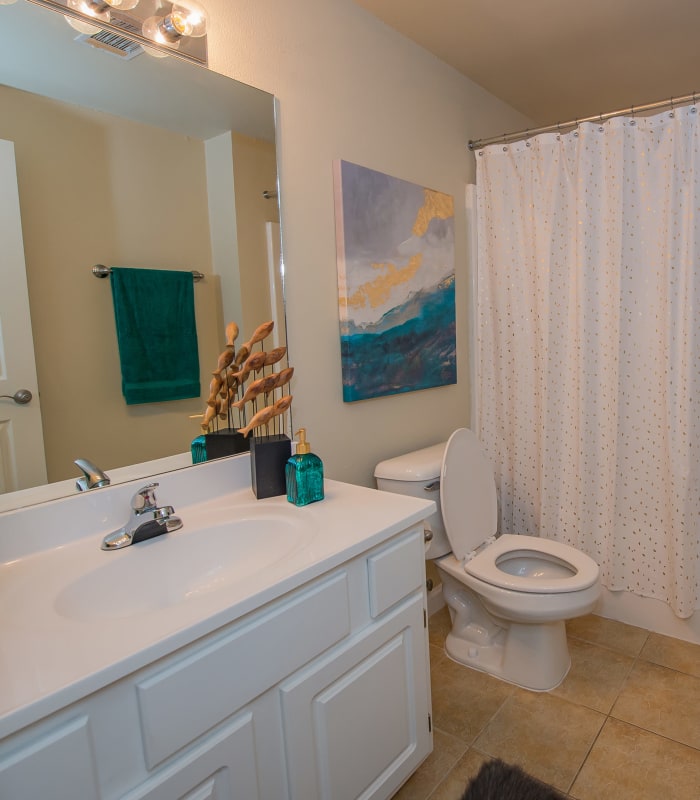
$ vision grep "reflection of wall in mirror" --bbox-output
[231,131,280,339]
[0,85,227,483]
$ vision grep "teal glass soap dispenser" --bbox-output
[286,428,324,506]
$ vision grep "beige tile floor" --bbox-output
[393,608,700,800]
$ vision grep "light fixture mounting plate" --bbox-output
[25,0,208,66]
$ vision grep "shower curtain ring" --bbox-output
[630,105,636,126]
[670,97,675,118]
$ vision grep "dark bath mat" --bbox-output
[460,758,564,800]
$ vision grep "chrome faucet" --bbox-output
[75,458,111,491]
[101,482,182,550]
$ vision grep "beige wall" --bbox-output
[1,86,221,482]
[204,0,533,486]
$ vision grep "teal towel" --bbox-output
[110,267,200,405]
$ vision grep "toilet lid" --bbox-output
[440,428,498,561]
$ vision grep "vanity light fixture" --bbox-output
[21,0,209,65]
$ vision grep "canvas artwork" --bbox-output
[333,160,456,402]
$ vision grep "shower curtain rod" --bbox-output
[467,91,698,151]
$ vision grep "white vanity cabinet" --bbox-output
[0,523,431,800]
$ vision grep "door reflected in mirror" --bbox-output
[0,0,284,510]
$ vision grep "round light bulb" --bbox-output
[171,2,207,38]
[105,0,140,10]
[170,7,194,36]
[142,14,181,47]
[66,0,110,23]
[64,14,102,34]
[141,43,170,59]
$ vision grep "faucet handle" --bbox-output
[131,482,159,512]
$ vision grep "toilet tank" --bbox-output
[374,442,451,559]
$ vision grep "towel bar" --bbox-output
[92,265,204,282]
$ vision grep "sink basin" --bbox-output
[54,509,312,621]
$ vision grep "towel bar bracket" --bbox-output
[92,265,204,282]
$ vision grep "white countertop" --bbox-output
[0,456,433,739]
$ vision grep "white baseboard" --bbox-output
[595,587,699,645]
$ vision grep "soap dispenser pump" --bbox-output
[286,428,324,506]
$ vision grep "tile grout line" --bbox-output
[419,616,699,800]
[563,628,652,798]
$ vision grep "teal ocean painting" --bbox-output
[333,160,456,402]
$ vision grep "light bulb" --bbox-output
[65,0,139,24]
[64,14,102,34]
[142,0,207,46]
[141,44,170,59]
[171,2,207,38]
[142,14,180,46]
[106,0,140,10]
[66,0,110,23]
[0,1,20,6]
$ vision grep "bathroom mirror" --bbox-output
[0,0,284,510]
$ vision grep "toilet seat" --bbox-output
[465,534,600,594]
[440,428,599,595]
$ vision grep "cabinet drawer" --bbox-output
[137,571,350,768]
[367,528,424,617]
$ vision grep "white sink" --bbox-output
[54,509,312,621]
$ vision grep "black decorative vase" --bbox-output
[250,434,292,498]
[205,429,250,460]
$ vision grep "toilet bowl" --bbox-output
[375,428,601,691]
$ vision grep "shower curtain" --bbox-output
[475,105,699,618]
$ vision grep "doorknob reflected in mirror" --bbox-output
[0,389,33,405]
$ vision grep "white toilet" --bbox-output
[375,428,601,691]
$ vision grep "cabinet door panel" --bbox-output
[137,571,350,768]
[280,594,431,800]
[0,715,99,800]
[122,710,259,800]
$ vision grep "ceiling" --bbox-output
[354,0,700,128]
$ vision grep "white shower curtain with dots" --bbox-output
[475,106,700,618]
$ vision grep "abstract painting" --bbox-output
[333,160,456,402]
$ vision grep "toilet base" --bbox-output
[439,571,572,691]
[444,618,570,692]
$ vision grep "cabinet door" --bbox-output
[122,709,259,800]
[280,593,431,800]
[0,716,99,800]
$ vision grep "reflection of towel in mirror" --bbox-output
[110,267,200,405]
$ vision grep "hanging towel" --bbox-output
[110,267,200,405]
